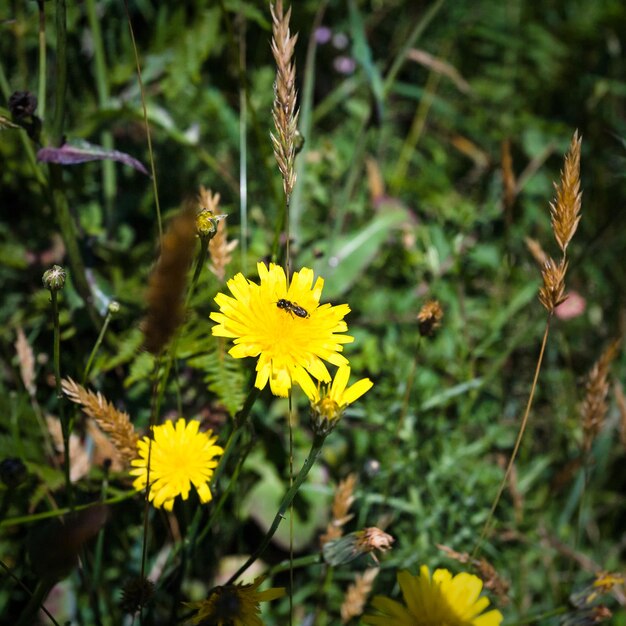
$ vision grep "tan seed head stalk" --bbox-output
[340,568,379,624]
[61,378,139,463]
[476,131,584,556]
[270,0,299,201]
[320,473,357,546]
[581,339,621,455]
[550,131,582,254]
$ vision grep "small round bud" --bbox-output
[195,208,225,240]
[8,91,38,119]
[42,265,66,291]
[0,457,28,488]
[108,301,120,314]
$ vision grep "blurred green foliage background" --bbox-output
[1,0,626,623]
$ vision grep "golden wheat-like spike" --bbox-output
[141,207,196,354]
[525,237,549,267]
[62,377,139,463]
[320,473,357,546]
[550,131,582,254]
[209,219,239,282]
[197,185,221,214]
[538,257,568,313]
[581,338,621,454]
[270,0,299,200]
[15,326,36,396]
[340,568,379,624]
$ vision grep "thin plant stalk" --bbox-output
[37,0,46,120]
[226,434,326,585]
[82,303,117,384]
[85,0,117,231]
[122,0,162,239]
[474,314,553,556]
[51,0,67,145]
[239,14,248,273]
[50,289,73,509]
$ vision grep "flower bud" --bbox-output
[42,265,66,291]
[8,91,38,119]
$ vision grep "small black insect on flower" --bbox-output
[276,298,310,318]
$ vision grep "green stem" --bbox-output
[268,554,323,576]
[382,0,446,97]
[123,0,162,238]
[0,561,60,626]
[226,435,326,584]
[82,303,117,384]
[0,490,135,528]
[506,606,568,625]
[37,0,47,121]
[51,290,73,509]
[15,578,58,626]
[48,164,100,327]
[85,0,117,232]
[185,238,208,308]
[473,314,553,557]
[51,0,67,145]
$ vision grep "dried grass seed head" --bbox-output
[270,0,299,199]
[550,131,582,254]
[62,378,139,464]
[539,257,568,312]
[581,338,621,453]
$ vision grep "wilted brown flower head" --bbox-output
[417,300,444,337]
[355,527,394,563]
[120,577,155,614]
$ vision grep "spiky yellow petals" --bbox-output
[130,418,223,511]
[211,262,354,397]
[363,566,503,626]
[303,365,373,436]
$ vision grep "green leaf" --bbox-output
[348,0,385,121]
[302,205,409,300]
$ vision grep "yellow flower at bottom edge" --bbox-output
[363,566,503,626]
[130,418,223,511]
[210,262,354,397]
[185,577,285,626]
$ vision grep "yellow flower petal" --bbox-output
[130,418,223,511]
[211,263,354,397]
[364,566,503,626]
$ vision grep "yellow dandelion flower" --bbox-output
[363,566,503,626]
[210,262,354,397]
[130,418,223,511]
[185,577,285,626]
[303,365,373,435]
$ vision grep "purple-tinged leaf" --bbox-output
[37,139,149,176]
